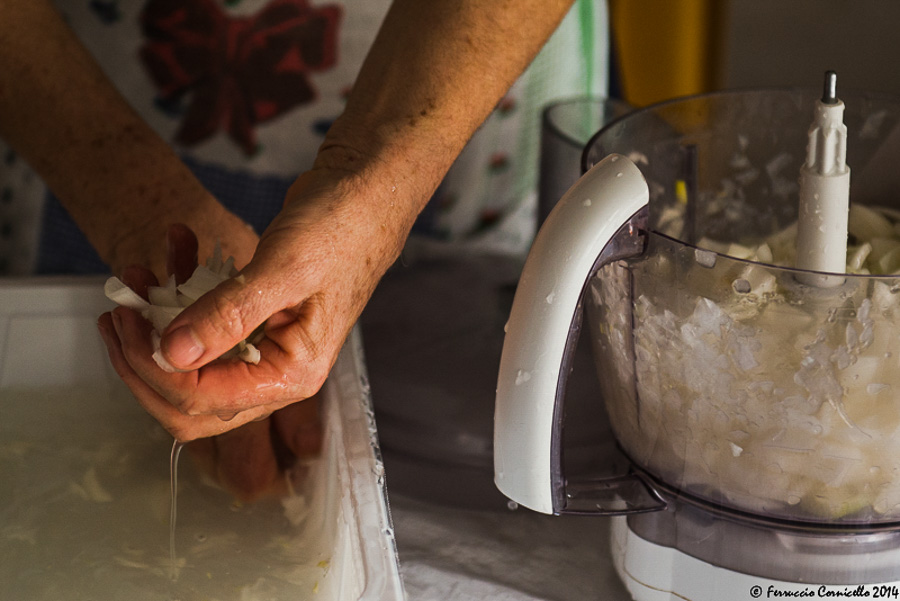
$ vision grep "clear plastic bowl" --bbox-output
[582,89,900,527]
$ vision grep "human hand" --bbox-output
[98,224,323,501]
[187,395,323,503]
[105,195,259,285]
[97,166,410,441]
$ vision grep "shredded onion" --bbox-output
[104,246,261,371]
[104,278,149,311]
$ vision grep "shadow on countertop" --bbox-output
[360,251,620,510]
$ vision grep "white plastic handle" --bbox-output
[494,154,649,514]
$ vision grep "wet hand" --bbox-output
[97,168,408,441]
[98,224,324,501]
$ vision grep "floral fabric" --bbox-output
[140,0,342,154]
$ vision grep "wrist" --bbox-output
[104,186,257,278]
[313,119,450,223]
[102,188,210,276]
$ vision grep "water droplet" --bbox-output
[583,198,592,207]
[610,155,620,163]
[694,248,717,269]
[616,172,623,178]
[546,292,556,304]
[732,279,751,294]
[507,500,519,511]
[787,495,801,505]
[515,370,532,385]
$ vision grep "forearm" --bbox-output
[0,0,234,270]
[316,0,575,243]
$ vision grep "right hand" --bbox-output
[99,224,323,502]
[98,166,412,441]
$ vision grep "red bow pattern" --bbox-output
[140,0,342,154]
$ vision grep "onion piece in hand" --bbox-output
[104,247,262,372]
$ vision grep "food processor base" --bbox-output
[611,517,900,601]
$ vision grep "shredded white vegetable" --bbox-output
[238,342,261,365]
[104,247,261,372]
[594,203,900,523]
[103,278,149,312]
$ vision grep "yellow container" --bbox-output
[610,0,728,106]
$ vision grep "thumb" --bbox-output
[160,270,281,370]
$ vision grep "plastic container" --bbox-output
[494,88,900,599]
[538,97,632,225]
[583,88,900,528]
[0,277,404,601]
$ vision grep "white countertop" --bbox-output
[388,491,631,601]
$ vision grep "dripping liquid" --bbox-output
[169,440,185,581]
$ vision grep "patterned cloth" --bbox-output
[0,0,609,275]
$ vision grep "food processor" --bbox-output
[495,82,900,599]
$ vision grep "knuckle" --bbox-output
[306,368,329,397]
[178,396,205,417]
[289,362,329,401]
[167,388,202,416]
[178,398,199,416]
[117,334,143,368]
[207,291,250,341]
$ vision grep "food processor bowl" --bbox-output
[495,88,900,597]
[583,89,900,528]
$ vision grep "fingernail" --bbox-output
[163,325,205,367]
[96,319,111,343]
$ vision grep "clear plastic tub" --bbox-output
[0,277,404,601]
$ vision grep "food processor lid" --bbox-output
[494,154,649,515]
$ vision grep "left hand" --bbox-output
[186,396,323,502]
